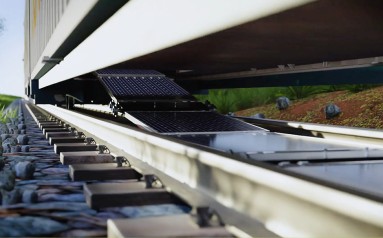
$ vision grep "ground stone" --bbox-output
[11,145,21,153]
[0,158,4,170]
[95,211,125,219]
[8,156,39,162]
[1,134,10,141]
[51,210,98,217]
[68,220,96,229]
[41,167,69,174]
[15,161,35,179]
[39,193,85,202]
[27,201,92,211]
[118,204,191,218]
[18,124,26,130]
[2,188,21,205]
[276,96,290,110]
[17,135,29,145]
[3,144,11,153]
[3,137,17,147]
[58,229,107,237]
[22,189,38,203]
[0,125,9,134]
[325,103,341,119]
[0,216,69,236]
[0,168,15,191]
[21,145,29,152]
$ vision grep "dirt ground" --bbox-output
[236,86,383,129]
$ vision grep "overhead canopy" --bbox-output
[115,0,383,87]
[39,0,383,90]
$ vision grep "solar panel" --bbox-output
[96,69,190,99]
[127,111,260,133]
[287,162,383,198]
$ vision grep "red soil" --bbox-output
[236,86,383,129]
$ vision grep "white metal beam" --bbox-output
[39,0,313,89]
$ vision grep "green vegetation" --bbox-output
[195,84,381,114]
[343,84,376,93]
[0,95,20,123]
[195,87,281,114]
[285,86,328,100]
[0,95,19,108]
[0,107,18,124]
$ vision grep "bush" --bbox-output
[195,87,282,113]
[343,84,375,93]
[285,86,328,100]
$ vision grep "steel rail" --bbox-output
[31,103,383,237]
[238,116,383,147]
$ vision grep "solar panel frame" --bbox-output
[96,69,164,77]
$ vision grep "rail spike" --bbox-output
[75,131,86,139]
[144,174,163,188]
[98,145,110,154]
[115,156,130,167]
[84,137,96,145]
[194,207,224,228]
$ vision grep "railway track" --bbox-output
[27,102,271,237]
[25,101,383,237]
[20,1,383,236]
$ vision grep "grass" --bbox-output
[0,106,18,124]
[195,87,282,114]
[0,94,20,124]
[0,94,19,108]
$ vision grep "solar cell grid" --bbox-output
[128,111,259,133]
[100,76,190,98]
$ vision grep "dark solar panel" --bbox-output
[127,111,260,133]
[100,76,190,98]
[96,69,190,99]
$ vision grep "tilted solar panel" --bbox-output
[127,111,261,133]
[96,69,190,99]
[100,76,190,98]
